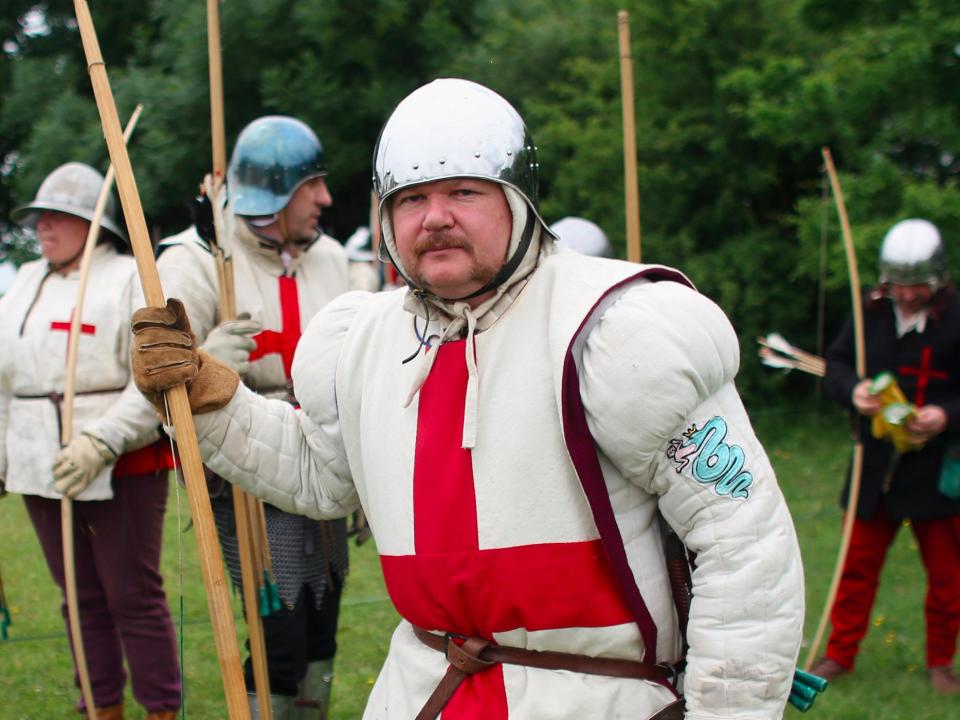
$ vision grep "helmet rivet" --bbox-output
[474,152,481,158]
[506,150,513,157]
[412,163,419,170]
[439,158,446,165]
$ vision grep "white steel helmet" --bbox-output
[11,162,125,240]
[550,217,613,258]
[879,219,945,289]
[372,78,553,236]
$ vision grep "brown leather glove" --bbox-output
[131,299,239,415]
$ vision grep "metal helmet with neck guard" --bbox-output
[372,78,555,299]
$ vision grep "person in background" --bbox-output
[156,116,351,718]
[814,219,960,695]
[0,162,180,720]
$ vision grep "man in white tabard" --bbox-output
[131,79,804,720]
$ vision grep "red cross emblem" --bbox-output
[898,346,948,407]
[50,311,96,361]
[379,341,635,717]
[248,276,301,380]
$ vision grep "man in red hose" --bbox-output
[814,219,960,694]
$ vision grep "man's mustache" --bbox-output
[413,233,470,256]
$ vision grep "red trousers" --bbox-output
[826,511,960,669]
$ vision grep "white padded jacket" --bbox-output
[194,251,804,719]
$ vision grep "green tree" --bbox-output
[2,0,957,397]
[1,0,482,242]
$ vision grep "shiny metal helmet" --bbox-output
[227,116,327,217]
[879,219,946,288]
[372,78,553,235]
[550,217,613,258]
[11,162,125,240]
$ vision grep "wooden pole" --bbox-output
[618,10,642,263]
[207,0,227,181]
[230,484,273,719]
[72,3,250,716]
[205,3,272,712]
[59,105,142,720]
[804,147,866,670]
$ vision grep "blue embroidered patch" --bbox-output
[665,416,753,499]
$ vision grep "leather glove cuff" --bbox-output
[190,350,241,414]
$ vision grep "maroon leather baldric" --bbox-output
[413,626,679,720]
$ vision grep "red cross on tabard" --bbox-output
[248,275,301,380]
[898,346,948,407]
[50,311,96,361]
[379,340,635,718]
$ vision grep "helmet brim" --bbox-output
[11,200,127,242]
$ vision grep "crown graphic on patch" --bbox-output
[682,423,699,439]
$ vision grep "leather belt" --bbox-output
[413,626,677,720]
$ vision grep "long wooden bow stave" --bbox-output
[72,1,250,716]
[60,104,142,720]
[205,2,274,716]
[804,147,867,670]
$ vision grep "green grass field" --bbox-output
[1,403,956,718]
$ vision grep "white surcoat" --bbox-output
[0,245,160,499]
[195,250,804,719]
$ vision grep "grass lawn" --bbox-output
[1,401,957,718]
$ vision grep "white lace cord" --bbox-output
[402,317,463,408]
[399,305,480,449]
[461,308,479,449]
[161,393,186,709]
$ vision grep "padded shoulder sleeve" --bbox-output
[581,280,803,719]
[193,291,374,519]
[581,280,739,482]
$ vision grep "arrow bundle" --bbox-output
[789,668,828,712]
[757,333,826,378]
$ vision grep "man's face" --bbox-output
[280,176,332,243]
[36,211,89,269]
[890,282,934,315]
[390,178,512,304]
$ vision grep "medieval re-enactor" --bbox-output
[156,116,351,718]
[0,163,180,720]
[132,80,804,719]
[813,219,960,694]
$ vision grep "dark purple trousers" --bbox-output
[24,471,181,713]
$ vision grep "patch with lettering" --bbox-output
[665,416,753,500]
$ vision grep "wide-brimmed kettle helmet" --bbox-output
[11,162,126,241]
